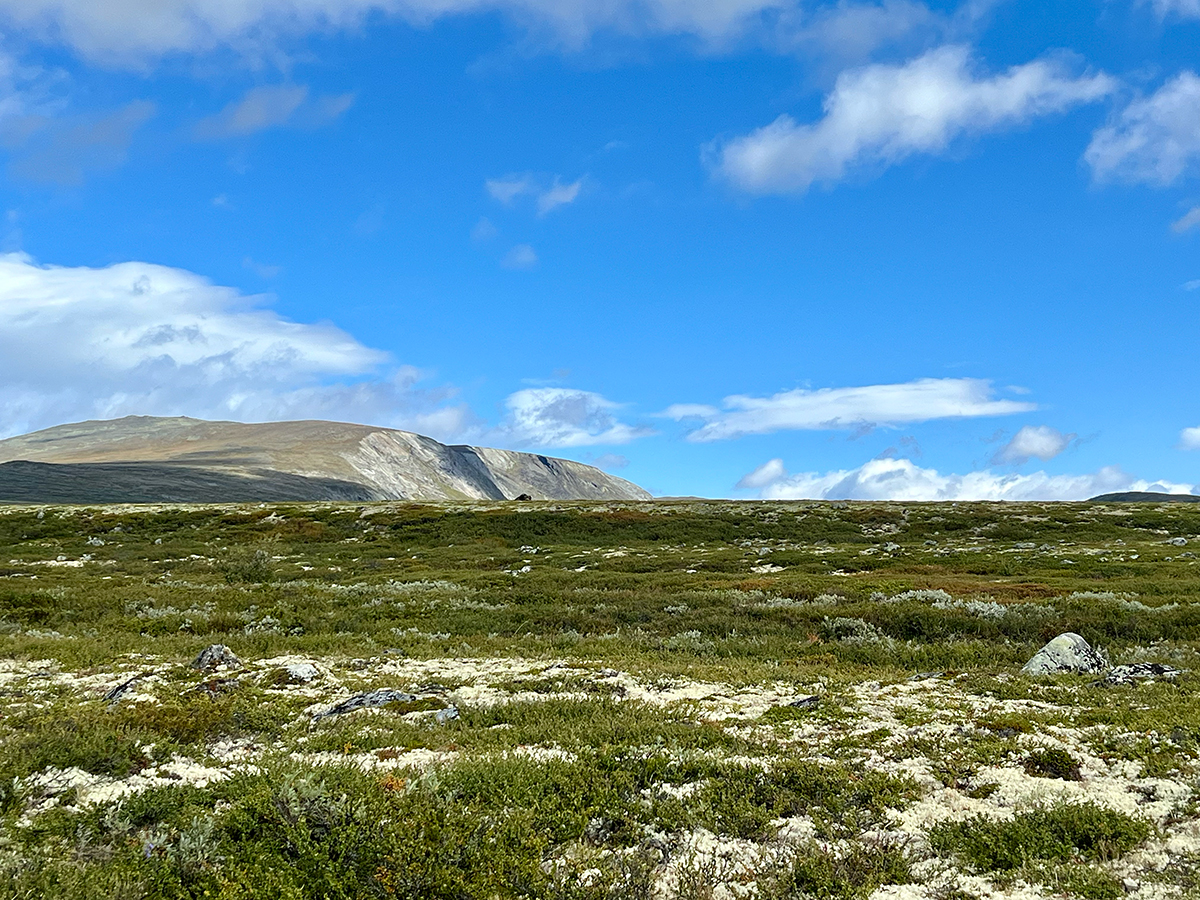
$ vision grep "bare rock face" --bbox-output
[191,644,242,672]
[0,416,652,503]
[1022,633,1109,676]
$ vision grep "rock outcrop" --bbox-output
[0,416,651,503]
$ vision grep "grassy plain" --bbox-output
[0,498,1199,899]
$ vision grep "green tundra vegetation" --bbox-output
[0,499,1198,899]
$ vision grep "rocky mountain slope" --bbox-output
[0,416,651,503]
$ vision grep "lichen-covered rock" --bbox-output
[1101,663,1182,686]
[313,688,417,720]
[281,663,320,684]
[1021,633,1109,675]
[191,644,241,671]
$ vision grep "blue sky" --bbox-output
[0,0,1197,500]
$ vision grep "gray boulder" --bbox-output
[191,644,241,671]
[1022,633,1109,675]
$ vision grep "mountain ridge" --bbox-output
[0,416,651,503]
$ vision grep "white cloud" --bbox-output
[667,377,1034,442]
[193,85,353,140]
[1086,72,1200,185]
[736,457,786,489]
[1182,426,1200,450]
[739,456,1194,501]
[0,253,474,441]
[992,424,1075,465]
[1174,206,1200,232]
[716,45,1114,194]
[495,387,654,448]
[502,244,538,269]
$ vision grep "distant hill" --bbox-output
[1089,491,1200,503]
[0,416,652,504]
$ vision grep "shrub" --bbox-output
[929,803,1150,872]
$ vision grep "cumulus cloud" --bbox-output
[736,457,787,489]
[738,456,1195,501]
[0,253,474,440]
[193,84,353,140]
[666,377,1034,442]
[1182,426,1200,450]
[992,424,1075,465]
[1086,72,1200,185]
[716,45,1114,194]
[495,388,654,447]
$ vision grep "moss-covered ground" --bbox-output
[1,498,1199,899]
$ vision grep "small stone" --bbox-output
[435,705,460,723]
[883,542,901,552]
[191,644,242,671]
[103,673,148,707]
[786,695,819,709]
[1021,633,1109,676]
[1166,537,1189,547]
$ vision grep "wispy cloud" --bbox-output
[715,45,1114,194]
[1150,0,1200,18]
[1173,206,1200,232]
[486,173,584,214]
[0,0,813,64]
[4,100,155,185]
[1182,426,1200,450]
[1086,72,1200,185]
[667,377,1035,442]
[502,244,538,269]
[193,85,353,140]
[737,456,1195,501]
[537,178,584,214]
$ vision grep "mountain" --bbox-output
[1089,491,1200,504]
[0,416,652,503]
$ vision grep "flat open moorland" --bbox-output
[2,499,1199,899]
